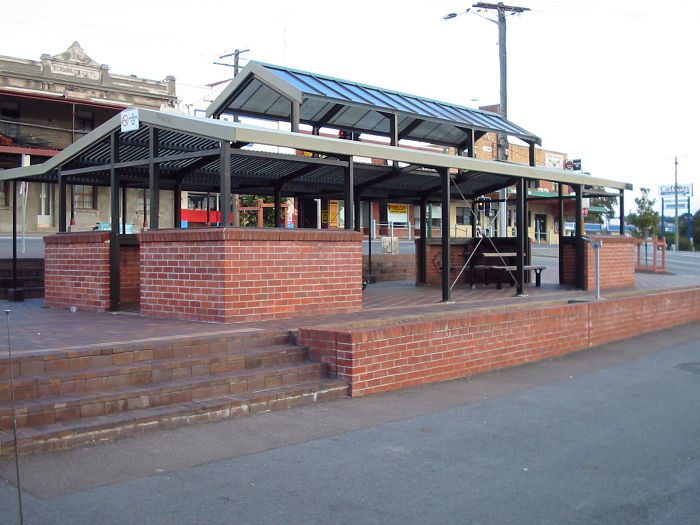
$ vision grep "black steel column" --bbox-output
[206,192,211,227]
[574,183,584,289]
[388,113,398,146]
[274,185,282,228]
[440,168,451,302]
[148,127,160,229]
[419,197,427,284]
[516,178,526,295]
[619,190,625,235]
[558,183,565,284]
[367,199,373,280]
[344,158,354,229]
[174,185,182,228]
[109,132,121,311]
[58,168,67,233]
[121,186,127,235]
[220,141,231,226]
[354,193,361,232]
[70,185,75,229]
[9,181,23,301]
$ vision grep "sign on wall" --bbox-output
[387,203,408,223]
[545,153,564,169]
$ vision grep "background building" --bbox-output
[0,42,177,233]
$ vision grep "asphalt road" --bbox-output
[1,322,699,524]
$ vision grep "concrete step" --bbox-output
[0,379,349,456]
[0,361,328,430]
[1,344,309,403]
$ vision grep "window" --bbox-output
[0,101,20,119]
[73,185,97,209]
[75,110,95,132]
[456,206,470,225]
[137,189,151,213]
[0,179,9,206]
[1,101,20,139]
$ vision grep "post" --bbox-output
[10,181,21,300]
[274,185,282,228]
[344,157,354,229]
[58,168,66,233]
[367,198,373,281]
[220,141,231,226]
[619,189,625,236]
[674,156,679,251]
[290,100,301,133]
[558,183,565,284]
[688,196,692,247]
[354,193,362,232]
[121,185,127,234]
[594,240,601,300]
[661,197,665,239]
[174,185,182,228]
[575,184,584,289]
[148,127,160,229]
[109,132,121,311]
[516,177,526,295]
[440,168,451,302]
[419,197,427,284]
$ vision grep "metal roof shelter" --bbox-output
[1,107,632,308]
[206,61,541,151]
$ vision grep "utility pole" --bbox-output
[214,48,249,228]
[674,156,679,251]
[446,3,530,237]
[474,3,530,237]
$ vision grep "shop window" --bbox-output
[73,184,97,209]
[75,110,95,132]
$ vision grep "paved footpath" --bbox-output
[1,323,699,524]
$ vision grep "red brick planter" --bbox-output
[139,228,363,323]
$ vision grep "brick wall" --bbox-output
[363,254,415,282]
[120,244,140,305]
[140,228,363,323]
[561,240,576,286]
[44,232,111,311]
[298,287,700,397]
[584,236,636,290]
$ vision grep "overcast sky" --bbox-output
[3,0,699,214]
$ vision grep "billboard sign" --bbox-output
[659,184,693,197]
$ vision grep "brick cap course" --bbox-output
[140,227,363,243]
[44,232,110,244]
[587,235,637,245]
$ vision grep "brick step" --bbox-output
[0,329,292,378]
[0,361,327,430]
[2,344,309,403]
[0,379,349,456]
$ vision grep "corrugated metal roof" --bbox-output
[206,62,541,146]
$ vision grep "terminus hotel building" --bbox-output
[1,44,603,243]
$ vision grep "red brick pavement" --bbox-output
[2,271,699,356]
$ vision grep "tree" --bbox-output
[627,187,660,238]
